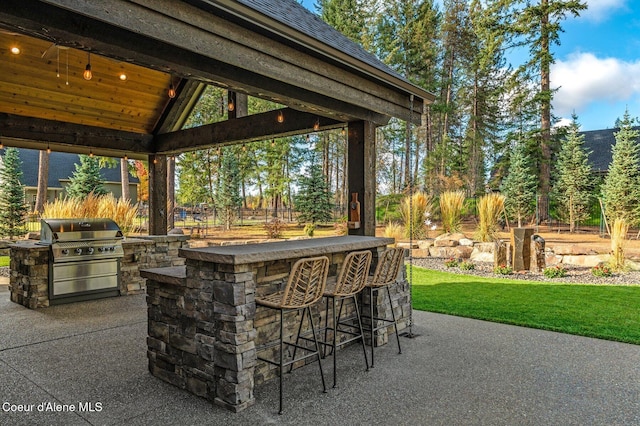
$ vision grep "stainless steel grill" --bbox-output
[40,218,124,304]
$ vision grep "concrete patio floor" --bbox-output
[1,284,639,425]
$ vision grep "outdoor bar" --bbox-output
[141,235,410,412]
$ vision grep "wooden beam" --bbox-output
[148,154,168,235]
[154,108,343,154]
[155,80,206,134]
[348,121,377,237]
[0,113,152,159]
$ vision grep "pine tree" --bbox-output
[0,148,29,238]
[551,114,593,232]
[601,110,640,225]
[500,140,537,227]
[214,148,242,231]
[65,155,108,199]
[295,160,333,226]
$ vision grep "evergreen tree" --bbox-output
[551,114,593,232]
[0,148,29,238]
[500,140,537,227]
[601,110,640,225]
[215,148,242,231]
[295,160,333,226]
[65,155,107,199]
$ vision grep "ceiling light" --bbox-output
[83,52,92,81]
[119,72,127,81]
[10,46,20,55]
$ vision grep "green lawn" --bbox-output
[0,256,8,267]
[409,266,640,345]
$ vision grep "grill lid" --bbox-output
[40,218,124,244]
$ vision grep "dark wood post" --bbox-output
[347,120,376,236]
[149,154,168,235]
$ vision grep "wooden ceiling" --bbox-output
[1,31,173,134]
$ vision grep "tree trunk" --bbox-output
[539,0,551,222]
[34,150,49,214]
[121,158,130,202]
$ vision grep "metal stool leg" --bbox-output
[386,285,402,354]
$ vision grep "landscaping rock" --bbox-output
[459,238,475,247]
[417,239,434,250]
[561,254,608,267]
[470,242,495,262]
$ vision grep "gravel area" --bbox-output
[0,266,8,278]
[411,257,640,286]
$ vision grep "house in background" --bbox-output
[1,148,139,211]
[581,126,640,175]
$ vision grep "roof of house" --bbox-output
[2,148,139,188]
[582,126,640,173]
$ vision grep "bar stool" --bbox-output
[321,250,372,388]
[365,247,405,367]
[256,256,329,414]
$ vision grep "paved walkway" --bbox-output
[1,285,639,425]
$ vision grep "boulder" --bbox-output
[561,254,608,267]
[470,242,494,262]
[459,238,475,247]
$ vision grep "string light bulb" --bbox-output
[83,52,92,81]
[168,82,176,99]
[277,110,284,123]
[123,154,128,161]
[46,145,51,154]
[271,139,275,147]
[228,99,235,112]
[242,144,247,152]
[313,118,320,131]
[89,150,94,158]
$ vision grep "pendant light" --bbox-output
[83,52,92,81]
[168,81,176,99]
[277,110,284,123]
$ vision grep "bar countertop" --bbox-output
[178,236,394,265]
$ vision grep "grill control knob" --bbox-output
[75,248,82,254]
[98,247,105,253]
[109,246,115,252]
[61,249,69,255]
[87,247,94,254]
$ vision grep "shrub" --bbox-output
[459,260,475,270]
[439,190,465,233]
[444,258,459,268]
[493,264,512,275]
[400,191,434,239]
[591,264,613,277]
[264,218,285,239]
[543,265,567,278]
[333,216,348,236]
[475,192,505,242]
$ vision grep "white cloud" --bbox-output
[580,0,628,22]
[551,52,640,116]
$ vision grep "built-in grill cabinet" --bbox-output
[39,219,124,305]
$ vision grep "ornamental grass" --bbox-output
[42,192,139,235]
[439,190,465,233]
[610,218,628,271]
[400,191,434,239]
[475,192,505,242]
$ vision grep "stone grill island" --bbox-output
[141,236,410,412]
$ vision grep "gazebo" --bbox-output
[0,0,433,236]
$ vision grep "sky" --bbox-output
[300,0,640,131]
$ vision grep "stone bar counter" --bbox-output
[141,236,410,412]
